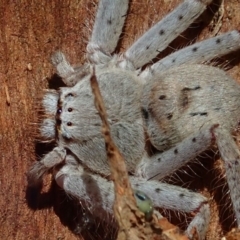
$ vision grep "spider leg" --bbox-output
[56,156,210,239]
[51,0,129,84]
[87,0,129,64]
[130,179,210,240]
[141,30,240,80]
[51,52,91,86]
[51,51,75,80]
[54,155,114,215]
[137,125,217,180]
[27,147,66,186]
[122,0,213,69]
[214,127,240,227]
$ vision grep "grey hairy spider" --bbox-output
[27,0,240,239]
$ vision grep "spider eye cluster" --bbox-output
[48,89,76,140]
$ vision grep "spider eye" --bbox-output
[67,122,72,126]
[68,108,73,112]
[57,108,62,114]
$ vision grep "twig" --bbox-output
[90,67,190,240]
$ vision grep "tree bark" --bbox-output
[0,0,240,239]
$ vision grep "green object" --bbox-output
[134,190,153,220]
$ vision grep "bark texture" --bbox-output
[0,0,240,239]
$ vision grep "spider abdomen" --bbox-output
[142,64,240,151]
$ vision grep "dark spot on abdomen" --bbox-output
[159,95,166,100]
[167,113,173,120]
[190,112,208,117]
[141,108,149,120]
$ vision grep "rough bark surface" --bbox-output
[0,0,240,239]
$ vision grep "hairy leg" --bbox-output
[141,30,240,79]
[27,147,66,186]
[123,0,213,69]
[214,127,240,227]
[87,0,129,64]
[137,125,217,180]
[55,156,210,239]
